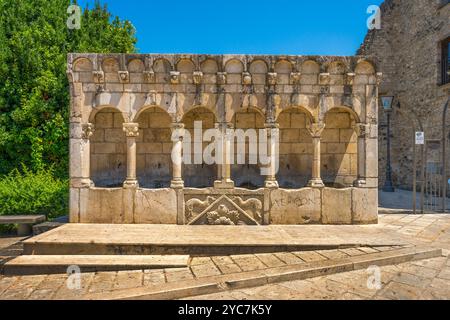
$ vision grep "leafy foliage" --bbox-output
[0,167,69,219]
[0,0,136,178]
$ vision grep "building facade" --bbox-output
[359,0,450,192]
[68,54,380,225]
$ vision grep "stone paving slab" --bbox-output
[2,255,190,275]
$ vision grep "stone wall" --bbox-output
[359,0,450,189]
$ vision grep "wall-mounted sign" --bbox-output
[415,132,425,145]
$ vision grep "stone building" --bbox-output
[67,53,380,225]
[359,0,450,191]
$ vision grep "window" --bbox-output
[442,37,450,85]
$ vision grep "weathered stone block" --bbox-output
[352,188,378,224]
[270,188,321,224]
[321,188,352,224]
[80,188,125,223]
[134,189,177,224]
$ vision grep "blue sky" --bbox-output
[77,0,384,55]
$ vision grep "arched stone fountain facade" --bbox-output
[68,53,381,225]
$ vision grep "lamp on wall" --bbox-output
[380,95,395,192]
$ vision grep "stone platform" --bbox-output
[23,223,408,256]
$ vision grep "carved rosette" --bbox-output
[123,123,140,137]
[81,123,95,140]
[307,122,326,138]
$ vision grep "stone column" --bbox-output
[123,123,139,188]
[354,123,369,187]
[171,123,185,189]
[264,123,279,188]
[214,123,234,189]
[71,123,94,188]
[307,122,326,188]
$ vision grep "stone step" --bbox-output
[23,224,408,256]
[84,247,443,300]
[1,255,190,276]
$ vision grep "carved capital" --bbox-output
[376,72,383,86]
[143,70,155,83]
[81,123,95,140]
[307,122,326,138]
[290,72,301,85]
[354,123,370,138]
[345,72,355,85]
[319,73,330,85]
[193,71,203,85]
[93,71,104,83]
[242,72,252,85]
[170,71,180,84]
[123,123,140,137]
[267,72,277,85]
[118,71,129,83]
[217,72,227,85]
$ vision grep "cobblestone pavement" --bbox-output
[0,213,450,300]
[184,213,450,300]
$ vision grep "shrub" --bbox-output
[0,166,68,220]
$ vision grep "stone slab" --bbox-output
[0,216,46,224]
[22,223,408,255]
[2,255,190,276]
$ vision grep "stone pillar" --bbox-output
[354,123,369,187]
[264,123,279,188]
[307,122,326,188]
[171,123,185,189]
[123,123,139,188]
[69,123,95,188]
[214,123,234,189]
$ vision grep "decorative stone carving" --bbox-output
[185,196,216,222]
[267,72,277,85]
[170,71,180,84]
[206,204,241,225]
[290,72,301,84]
[354,123,370,138]
[143,70,155,83]
[216,72,227,85]
[345,72,355,85]
[231,196,263,221]
[193,71,203,85]
[376,72,383,85]
[319,73,330,85]
[123,123,139,137]
[307,122,326,138]
[81,123,95,139]
[93,71,104,83]
[118,71,129,83]
[242,72,252,85]
[186,195,261,225]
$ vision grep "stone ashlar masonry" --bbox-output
[68,53,380,225]
[359,0,450,190]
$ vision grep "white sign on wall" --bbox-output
[415,132,425,145]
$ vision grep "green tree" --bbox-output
[0,0,136,178]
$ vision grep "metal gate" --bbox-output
[424,140,443,212]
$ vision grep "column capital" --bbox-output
[171,122,185,130]
[81,123,95,140]
[354,123,370,138]
[123,123,139,137]
[307,122,326,138]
